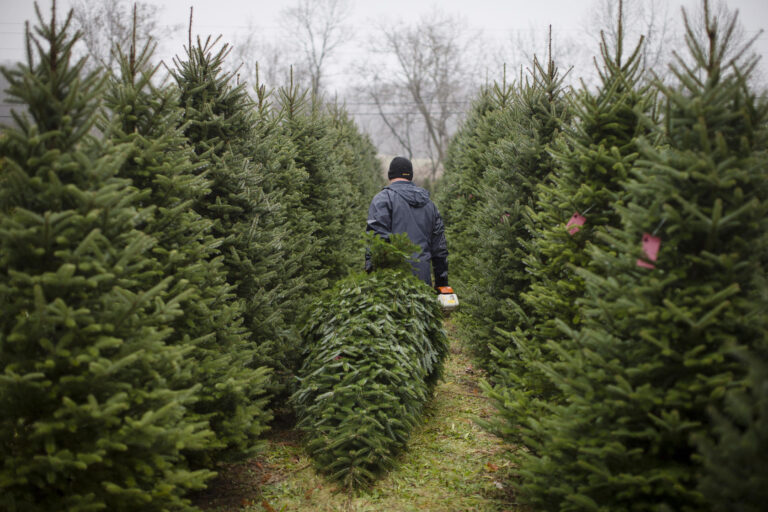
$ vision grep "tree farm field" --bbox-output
[192,323,516,512]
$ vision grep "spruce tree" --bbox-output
[512,3,768,509]
[103,34,270,465]
[0,4,212,510]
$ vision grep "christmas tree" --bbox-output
[326,102,384,230]
[244,75,314,386]
[171,34,285,375]
[512,2,768,509]
[467,51,571,372]
[103,29,270,465]
[292,233,448,488]
[524,9,656,363]
[0,4,212,509]
[697,348,768,511]
[436,85,507,293]
[486,3,660,445]
[278,77,357,288]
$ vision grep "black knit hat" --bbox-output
[388,156,413,180]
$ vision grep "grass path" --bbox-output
[194,322,516,512]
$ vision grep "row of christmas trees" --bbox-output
[0,3,382,510]
[436,1,767,510]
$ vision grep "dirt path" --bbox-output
[194,324,515,512]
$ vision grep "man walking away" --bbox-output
[366,156,449,287]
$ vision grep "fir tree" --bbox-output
[326,102,383,231]
[103,32,270,465]
[278,78,357,287]
[245,77,314,383]
[485,4,660,446]
[524,11,655,363]
[436,85,505,292]
[696,348,768,511]
[292,233,448,488]
[0,4,212,509]
[171,35,285,374]
[467,52,571,372]
[512,3,768,509]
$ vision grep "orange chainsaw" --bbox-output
[436,286,459,312]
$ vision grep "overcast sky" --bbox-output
[2,0,767,89]
[2,0,766,157]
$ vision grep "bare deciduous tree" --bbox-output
[365,81,418,160]
[358,11,480,182]
[229,24,302,92]
[69,0,178,73]
[280,0,353,98]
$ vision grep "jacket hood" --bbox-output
[386,181,430,208]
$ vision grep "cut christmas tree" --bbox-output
[292,234,448,488]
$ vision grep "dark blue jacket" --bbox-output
[366,180,448,286]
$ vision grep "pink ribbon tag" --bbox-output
[566,212,586,235]
[636,233,661,269]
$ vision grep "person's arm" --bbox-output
[366,190,392,238]
[365,190,392,272]
[430,207,449,287]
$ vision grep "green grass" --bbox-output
[194,323,518,512]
